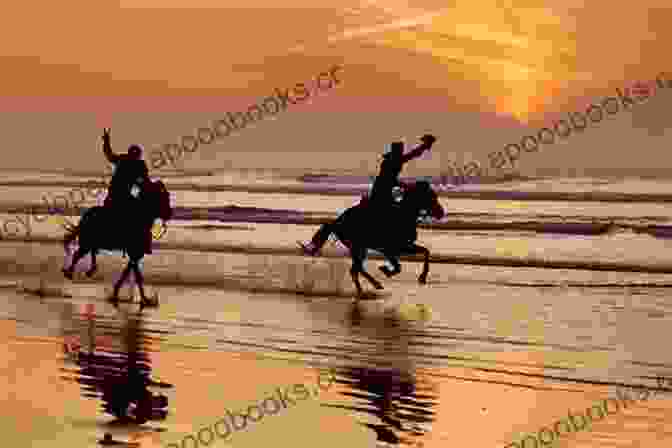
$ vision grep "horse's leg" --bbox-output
[63,246,89,280]
[360,268,384,290]
[330,212,383,296]
[378,252,402,278]
[85,250,98,277]
[349,246,383,295]
[110,262,133,303]
[402,243,430,284]
[349,246,366,298]
[130,257,152,307]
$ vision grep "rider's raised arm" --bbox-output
[102,130,121,164]
[400,142,430,164]
[103,140,121,164]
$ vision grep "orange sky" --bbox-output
[1,0,671,173]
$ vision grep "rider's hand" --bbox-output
[420,134,436,148]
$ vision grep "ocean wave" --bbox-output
[5,176,672,203]
[297,172,535,185]
[1,200,670,237]
[8,236,672,275]
[173,209,669,238]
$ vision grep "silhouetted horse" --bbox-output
[62,180,172,307]
[323,180,444,297]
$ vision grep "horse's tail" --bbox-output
[63,221,80,250]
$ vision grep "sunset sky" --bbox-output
[1,0,671,174]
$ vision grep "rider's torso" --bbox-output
[370,156,403,202]
[109,160,148,196]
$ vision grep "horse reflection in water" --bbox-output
[323,306,440,447]
[60,304,173,430]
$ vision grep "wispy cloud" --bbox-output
[287,7,454,53]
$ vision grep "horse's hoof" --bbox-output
[374,283,384,290]
[418,275,428,284]
[62,269,73,280]
[85,270,96,278]
[140,298,158,308]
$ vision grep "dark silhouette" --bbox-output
[315,304,439,447]
[369,135,436,208]
[102,128,150,210]
[101,129,153,255]
[61,179,172,308]
[301,180,444,297]
[327,365,438,447]
[300,135,436,256]
[60,307,173,431]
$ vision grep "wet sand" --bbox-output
[4,319,672,448]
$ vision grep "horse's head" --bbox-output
[406,180,444,220]
[142,180,173,222]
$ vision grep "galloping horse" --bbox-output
[319,180,445,297]
[62,179,172,307]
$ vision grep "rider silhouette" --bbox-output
[299,135,436,256]
[101,128,151,248]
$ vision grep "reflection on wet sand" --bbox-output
[323,305,439,447]
[60,304,174,446]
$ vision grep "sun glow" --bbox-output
[363,4,580,122]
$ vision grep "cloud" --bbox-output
[287,7,454,53]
